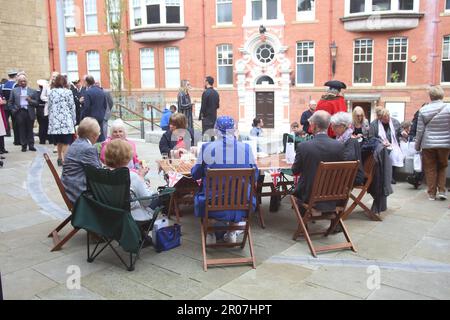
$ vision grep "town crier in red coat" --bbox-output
[316,80,347,138]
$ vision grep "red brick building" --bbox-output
[47,0,450,133]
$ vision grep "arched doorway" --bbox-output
[255,76,275,129]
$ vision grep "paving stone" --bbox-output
[426,216,450,240]
[3,268,58,300]
[0,211,54,232]
[370,215,435,241]
[367,285,434,300]
[36,284,106,300]
[408,237,450,264]
[201,289,246,300]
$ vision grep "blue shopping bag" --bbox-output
[155,224,181,252]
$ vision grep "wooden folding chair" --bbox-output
[43,153,79,252]
[342,154,382,221]
[201,168,257,271]
[290,161,359,257]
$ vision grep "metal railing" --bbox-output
[112,103,162,139]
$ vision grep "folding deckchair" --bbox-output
[43,153,79,252]
[290,161,359,257]
[201,168,257,271]
[341,154,382,221]
[72,165,174,271]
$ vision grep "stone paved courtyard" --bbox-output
[1,136,450,300]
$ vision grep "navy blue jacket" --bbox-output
[81,85,107,123]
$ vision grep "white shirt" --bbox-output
[20,88,28,108]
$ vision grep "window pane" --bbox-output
[165,47,180,88]
[399,0,414,10]
[297,64,314,84]
[140,48,155,88]
[373,0,391,11]
[147,4,160,24]
[86,15,98,32]
[350,0,365,13]
[447,0,450,10]
[166,6,180,23]
[354,63,372,83]
[218,66,233,85]
[252,0,262,20]
[443,36,450,59]
[267,0,277,19]
[442,61,450,82]
[217,2,232,23]
[298,0,313,11]
[387,62,406,83]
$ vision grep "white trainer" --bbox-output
[438,192,448,200]
[206,233,216,245]
[224,231,237,243]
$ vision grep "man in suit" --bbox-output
[0,71,18,140]
[70,79,86,125]
[80,75,107,142]
[292,110,345,214]
[61,117,101,204]
[199,76,220,140]
[8,75,38,152]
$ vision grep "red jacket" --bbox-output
[316,95,347,138]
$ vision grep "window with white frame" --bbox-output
[217,44,233,86]
[164,47,180,88]
[132,0,142,26]
[387,37,408,84]
[64,0,76,33]
[297,0,315,20]
[146,0,182,25]
[84,0,98,33]
[140,48,155,88]
[217,0,232,24]
[442,36,450,83]
[86,51,101,83]
[347,0,418,15]
[107,0,121,31]
[251,0,278,21]
[296,41,314,85]
[67,52,79,82]
[109,50,123,89]
[354,39,373,84]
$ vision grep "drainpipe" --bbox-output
[328,0,334,80]
[47,0,55,71]
[430,1,440,85]
[202,0,207,81]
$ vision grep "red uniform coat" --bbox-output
[316,95,347,138]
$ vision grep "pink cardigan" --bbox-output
[100,138,140,168]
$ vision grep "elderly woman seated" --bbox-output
[104,139,159,222]
[61,117,102,204]
[330,112,365,186]
[100,119,140,170]
[191,116,259,244]
[159,113,194,158]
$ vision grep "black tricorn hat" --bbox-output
[324,80,347,91]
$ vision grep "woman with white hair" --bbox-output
[330,112,365,186]
[100,118,140,169]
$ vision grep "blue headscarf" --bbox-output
[215,116,235,136]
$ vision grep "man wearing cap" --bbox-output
[0,71,18,140]
[191,116,258,244]
[199,76,220,140]
[70,79,86,125]
[300,100,317,134]
[8,75,38,152]
[316,80,348,138]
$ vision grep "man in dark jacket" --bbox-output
[80,75,107,142]
[292,110,345,214]
[70,79,86,125]
[199,76,220,139]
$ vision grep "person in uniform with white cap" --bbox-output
[0,70,18,140]
[36,79,50,144]
[315,80,348,138]
[300,100,317,134]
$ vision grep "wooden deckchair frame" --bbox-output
[43,153,79,251]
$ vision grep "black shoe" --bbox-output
[0,156,5,160]
[0,150,8,154]
[29,146,37,151]
[21,146,27,152]
[0,160,3,167]
[14,142,20,146]
[391,179,397,185]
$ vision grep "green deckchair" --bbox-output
[72,165,174,271]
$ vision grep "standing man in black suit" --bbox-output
[80,75,107,142]
[199,76,220,140]
[292,110,345,213]
[70,79,86,125]
[8,75,38,152]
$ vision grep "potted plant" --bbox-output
[390,70,401,83]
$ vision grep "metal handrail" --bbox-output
[114,103,162,139]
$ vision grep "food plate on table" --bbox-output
[257,152,269,158]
